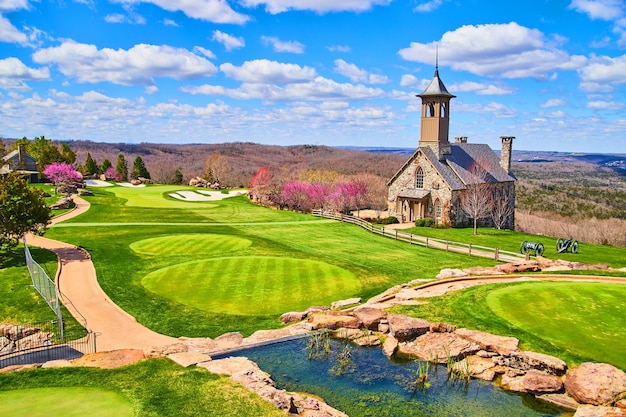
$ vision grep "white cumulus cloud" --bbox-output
[334,59,389,84]
[239,0,392,14]
[110,0,250,24]
[398,22,587,79]
[32,41,218,86]
[212,30,245,51]
[220,59,317,83]
[0,57,50,90]
[261,36,305,53]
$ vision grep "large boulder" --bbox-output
[280,311,306,324]
[397,332,481,363]
[331,297,361,310]
[564,363,626,406]
[307,313,361,330]
[522,370,564,394]
[353,307,386,330]
[573,405,626,417]
[387,314,430,342]
[514,351,568,375]
[72,349,145,369]
[452,355,498,381]
[455,328,519,356]
[496,260,540,274]
[382,335,398,358]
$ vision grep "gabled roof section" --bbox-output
[420,147,465,190]
[445,143,516,187]
[417,69,455,98]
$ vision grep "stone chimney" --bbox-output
[454,136,468,144]
[18,144,27,170]
[500,136,514,174]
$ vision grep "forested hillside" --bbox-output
[3,138,624,246]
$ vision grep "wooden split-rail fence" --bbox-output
[311,209,526,263]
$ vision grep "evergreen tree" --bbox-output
[84,153,98,175]
[0,138,5,158]
[60,143,76,164]
[115,154,128,182]
[173,168,183,185]
[130,156,150,179]
[100,158,113,174]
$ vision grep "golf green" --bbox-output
[0,387,133,417]
[130,234,252,256]
[486,282,626,369]
[141,256,360,315]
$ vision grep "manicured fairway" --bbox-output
[130,234,252,256]
[142,256,360,315]
[0,387,133,417]
[487,282,626,370]
[107,185,219,209]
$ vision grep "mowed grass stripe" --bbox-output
[486,282,626,370]
[130,234,251,256]
[141,257,359,315]
[0,387,133,417]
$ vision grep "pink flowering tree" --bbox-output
[346,179,369,217]
[281,181,312,212]
[104,167,120,181]
[43,162,82,195]
[306,182,332,211]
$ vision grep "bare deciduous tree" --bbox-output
[491,188,515,230]
[460,181,493,235]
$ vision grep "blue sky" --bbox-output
[1,0,625,153]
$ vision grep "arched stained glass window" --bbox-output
[434,199,442,221]
[416,167,424,188]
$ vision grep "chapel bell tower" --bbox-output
[417,64,455,160]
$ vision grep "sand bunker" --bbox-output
[118,182,147,188]
[169,190,247,201]
[84,179,113,187]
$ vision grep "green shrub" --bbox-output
[414,218,434,227]
[370,216,398,225]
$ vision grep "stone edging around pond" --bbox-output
[299,305,626,417]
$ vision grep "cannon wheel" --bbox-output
[572,241,579,254]
[556,238,564,251]
[520,241,528,254]
[536,243,545,256]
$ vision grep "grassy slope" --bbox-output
[403,226,626,268]
[0,359,285,417]
[46,185,493,337]
[391,281,626,370]
[0,247,84,336]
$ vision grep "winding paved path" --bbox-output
[26,195,626,352]
[27,197,177,352]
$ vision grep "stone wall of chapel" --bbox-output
[387,152,454,220]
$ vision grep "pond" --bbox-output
[220,337,569,417]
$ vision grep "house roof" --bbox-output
[1,148,39,174]
[444,143,517,187]
[388,143,516,192]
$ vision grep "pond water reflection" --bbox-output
[221,338,568,417]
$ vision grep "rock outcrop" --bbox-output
[564,363,626,406]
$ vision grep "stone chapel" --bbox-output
[387,67,516,229]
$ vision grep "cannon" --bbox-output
[557,238,579,254]
[520,241,544,256]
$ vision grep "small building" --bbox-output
[1,144,39,182]
[387,67,516,229]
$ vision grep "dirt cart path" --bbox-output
[27,196,176,352]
